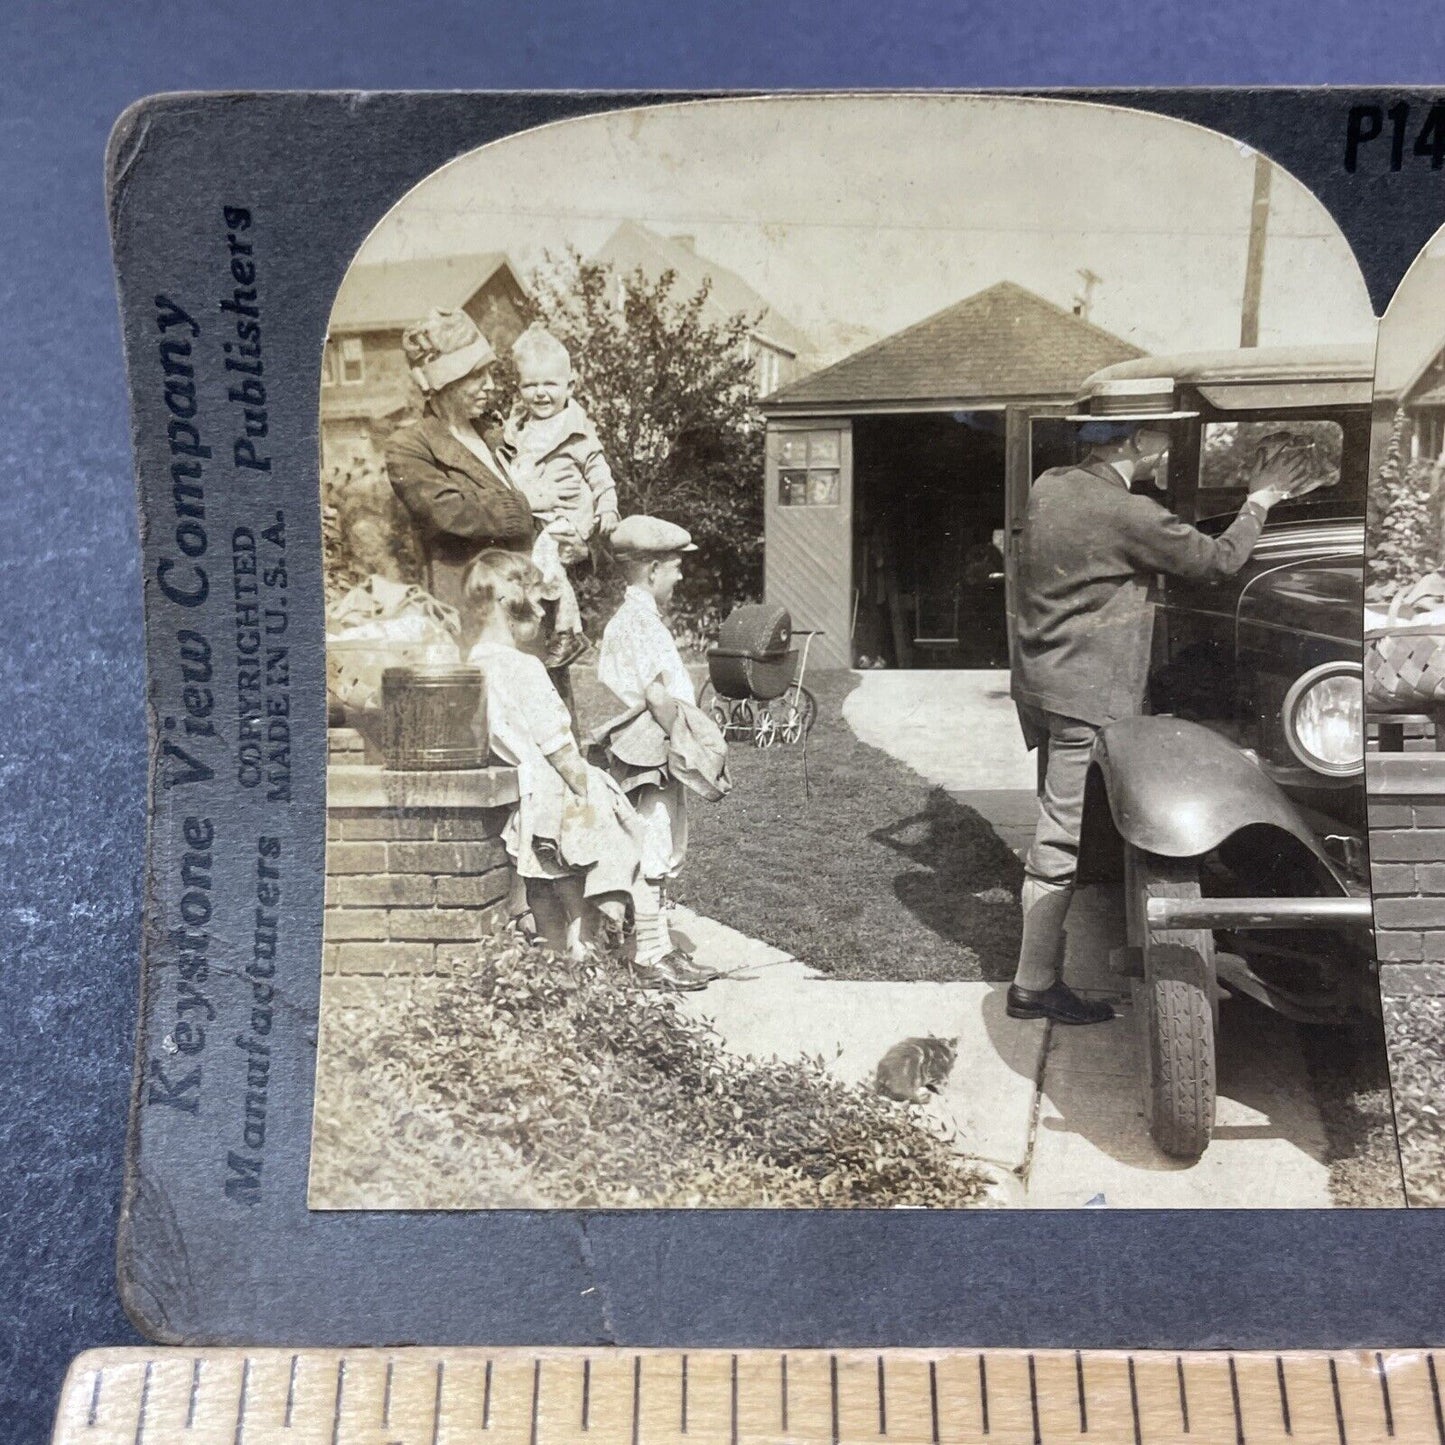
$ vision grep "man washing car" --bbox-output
[1007,383,1322,1025]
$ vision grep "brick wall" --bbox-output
[325,728,519,977]
[1368,753,1445,973]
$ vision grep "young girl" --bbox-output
[462,550,699,986]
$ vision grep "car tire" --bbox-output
[1127,846,1217,1161]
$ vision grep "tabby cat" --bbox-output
[873,1035,959,1104]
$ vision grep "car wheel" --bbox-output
[1126,845,1217,1161]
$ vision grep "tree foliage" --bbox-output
[1366,408,1442,602]
[516,249,766,639]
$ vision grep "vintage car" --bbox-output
[1006,344,1376,1160]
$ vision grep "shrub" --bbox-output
[1366,408,1441,603]
[311,929,992,1209]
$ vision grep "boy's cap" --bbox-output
[610,516,697,555]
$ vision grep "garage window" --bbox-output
[778,429,841,506]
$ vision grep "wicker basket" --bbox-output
[1365,574,1445,713]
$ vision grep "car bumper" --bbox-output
[1145,896,1374,930]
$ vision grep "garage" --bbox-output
[761,280,1143,668]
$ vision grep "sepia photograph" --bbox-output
[1365,223,1445,1205]
[306,93,1400,1211]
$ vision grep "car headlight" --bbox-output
[1281,662,1363,777]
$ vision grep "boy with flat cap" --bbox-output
[596,516,716,988]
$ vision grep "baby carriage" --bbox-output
[701,603,820,748]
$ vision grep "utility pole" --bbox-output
[1073,267,1101,321]
[1240,153,1272,347]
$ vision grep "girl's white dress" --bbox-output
[468,639,645,901]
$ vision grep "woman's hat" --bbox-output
[401,307,497,394]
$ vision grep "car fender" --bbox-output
[1075,715,1341,886]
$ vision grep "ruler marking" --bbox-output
[64,1346,1445,1445]
[830,1354,840,1445]
[1228,1356,1244,1445]
[731,1354,739,1445]
[1027,1354,1041,1445]
[1329,1358,1346,1445]
[233,1359,251,1445]
[1375,1351,1395,1437]
[330,1358,346,1445]
[134,1360,154,1445]
[284,1355,298,1430]
[1128,1357,1142,1445]
[1430,1354,1445,1445]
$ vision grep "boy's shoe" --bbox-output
[544,631,591,670]
[630,955,708,992]
[660,950,719,985]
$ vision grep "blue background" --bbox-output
[8,2,1445,1438]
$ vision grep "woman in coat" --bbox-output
[384,307,581,624]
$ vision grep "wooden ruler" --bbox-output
[53,1347,1445,1445]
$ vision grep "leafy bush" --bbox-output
[322,450,422,606]
[1366,409,1442,603]
[311,929,992,1209]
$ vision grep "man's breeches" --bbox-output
[1013,705,1100,993]
[1021,706,1100,892]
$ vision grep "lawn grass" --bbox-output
[573,666,1023,982]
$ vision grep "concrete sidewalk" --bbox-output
[672,899,1333,1206]
[671,668,1339,1207]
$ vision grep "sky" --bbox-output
[1375,223,1445,398]
[347,94,1378,365]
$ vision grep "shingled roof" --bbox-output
[764,280,1145,411]
[330,253,523,333]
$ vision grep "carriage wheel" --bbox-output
[754,710,778,748]
[789,686,818,741]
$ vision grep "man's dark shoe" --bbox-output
[1006,981,1115,1025]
